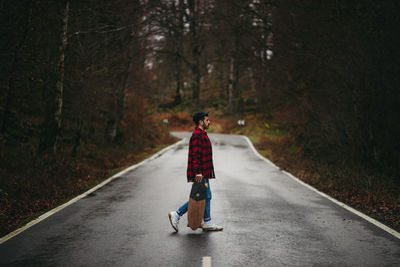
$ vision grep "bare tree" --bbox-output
[54,0,70,152]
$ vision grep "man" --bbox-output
[168,112,223,232]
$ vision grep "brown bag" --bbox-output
[187,180,207,230]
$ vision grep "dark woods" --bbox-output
[150,0,400,177]
[1,0,156,155]
[0,0,399,234]
[269,0,400,176]
[0,0,171,234]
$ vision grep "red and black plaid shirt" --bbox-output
[187,127,215,182]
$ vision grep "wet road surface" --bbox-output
[1,132,400,266]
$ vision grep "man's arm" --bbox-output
[191,134,203,182]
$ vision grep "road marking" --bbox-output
[0,139,184,245]
[242,135,400,240]
[202,256,212,267]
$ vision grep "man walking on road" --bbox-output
[168,112,223,232]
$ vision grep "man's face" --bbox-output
[200,116,210,130]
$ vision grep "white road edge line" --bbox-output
[242,135,400,240]
[202,256,212,267]
[0,139,184,245]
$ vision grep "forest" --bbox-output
[1,0,399,236]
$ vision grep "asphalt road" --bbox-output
[1,132,400,266]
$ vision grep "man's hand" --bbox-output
[195,174,203,183]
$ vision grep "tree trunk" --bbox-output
[71,118,82,158]
[228,57,234,108]
[174,58,182,105]
[1,6,33,134]
[192,59,200,103]
[232,37,241,111]
[173,0,185,105]
[53,0,70,153]
[115,53,133,141]
[189,0,200,103]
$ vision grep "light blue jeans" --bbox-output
[177,179,212,222]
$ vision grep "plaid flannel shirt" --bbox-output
[187,127,215,182]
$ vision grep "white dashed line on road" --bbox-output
[202,256,212,267]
